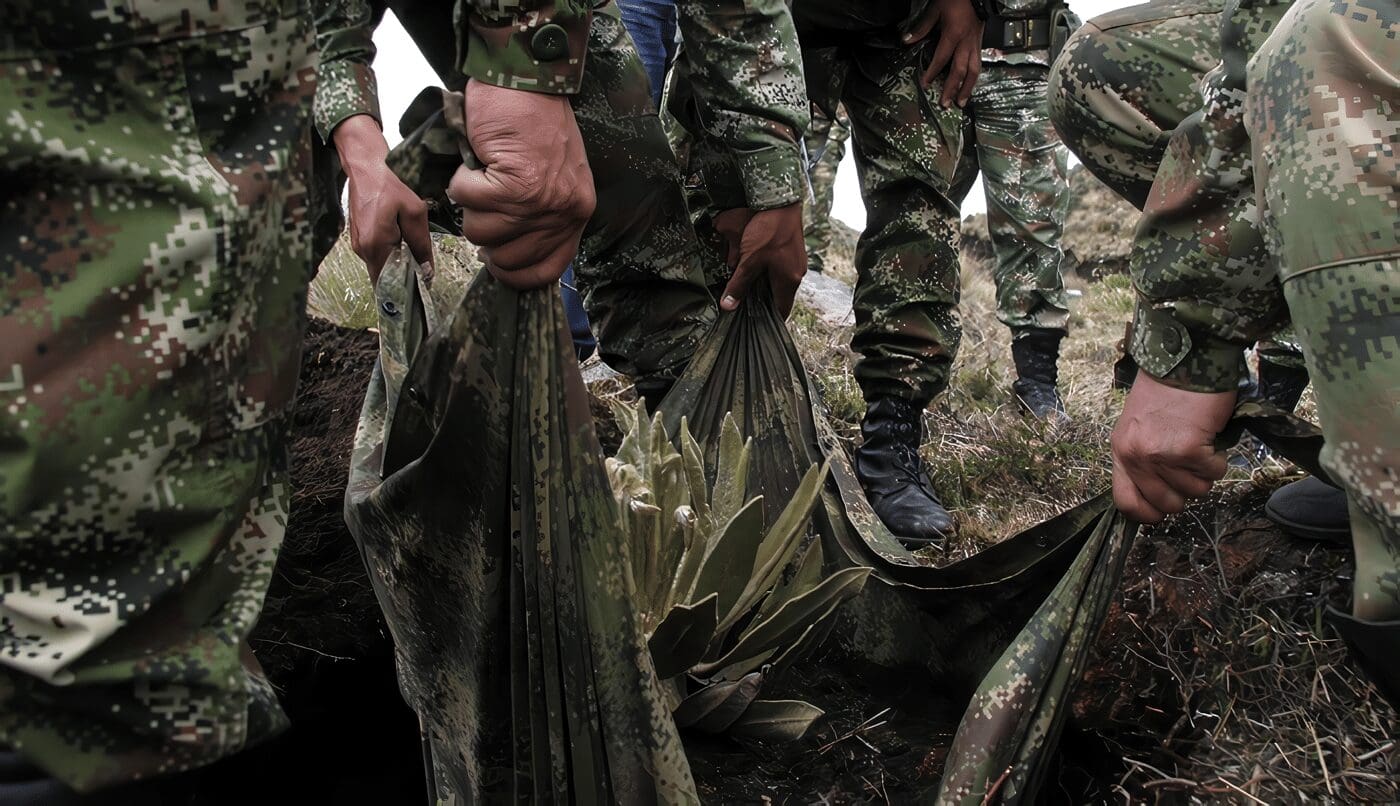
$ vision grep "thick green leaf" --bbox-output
[711,413,750,526]
[647,593,720,679]
[756,537,824,623]
[726,699,824,742]
[678,418,710,531]
[672,672,763,734]
[720,461,829,633]
[696,566,871,676]
[693,497,766,626]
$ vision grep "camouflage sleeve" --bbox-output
[1126,0,1286,393]
[673,0,809,211]
[456,0,593,94]
[313,0,383,143]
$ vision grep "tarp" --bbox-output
[344,252,697,804]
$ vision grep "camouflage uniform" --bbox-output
[762,0,969,408]
[801,104,850,274]
[950,52,1072,336]
[316,0,807,400]
[1048,0,1308,386]
[1128,0,1400,623]
[0,1,317,792]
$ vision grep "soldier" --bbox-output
[802,105,851,275]
[0,1,318,801]
[947,5,1077,421]
[1111,0,1399,704]
[318,0,810,406]
[1047,0,1348,540]
[668,0,988,545]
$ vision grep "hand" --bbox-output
[447,79,596,290]
[332,114,434,286]
[1111,373,1236,523]
[902,0,984,108]
[714,204,808,319]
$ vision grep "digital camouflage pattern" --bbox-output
[1127,0,1398,680]
[1048,0,1307,375]
[950,61,1072,335]
[664,0,809,211]
[1047,0,1228,209]
[779,0,970,408]
[0,4,316,792]
[937,403,1335,804]
[802,105,850,273]
[346,252,698,804]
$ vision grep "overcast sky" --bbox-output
[371,0,1138,228]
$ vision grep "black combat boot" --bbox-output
[1010,328,1069,422]
[1265,475,1351,544]
[854,397,955,547]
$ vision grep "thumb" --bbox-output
[400,201,435,280]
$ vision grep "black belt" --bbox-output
[982,15,1052,50]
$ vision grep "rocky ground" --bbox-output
[261,169,1396,802]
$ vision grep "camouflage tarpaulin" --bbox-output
[657,289,1105,692]
[935,403,1331,805]
[344,252,697,804]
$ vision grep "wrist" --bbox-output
[332,114,389,173]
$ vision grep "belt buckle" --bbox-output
[1002,19,1027,47]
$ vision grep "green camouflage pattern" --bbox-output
[950,61,1072,335]
[0,8,316,792]
[345,252,697,804]
[664,0,809,210]
[1,0,298,57]
[1128,0,1398,630]
[1246,0,1399,620]
[937,404,1337,805]
[775,0,970,408]
[801,104,850,273]
[1047,0,1227,209]
[458,0,592,95]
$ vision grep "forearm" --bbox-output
[332,113,390,174]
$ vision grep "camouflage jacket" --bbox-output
[314,0,807,210]
[1127,0,1292,392]
[2,0,304,57]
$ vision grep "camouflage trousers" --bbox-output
[0,10,316,792]
[1047,0,1227,209]
[1050,0,1306,372]
[801,29,967,408]
[950,60,1072,335]
[802,106,850,274]
[1247,0,1400,620]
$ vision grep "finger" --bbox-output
[770,268,803,320]
[720,255,764,312]
[359,236,393,285]
[1112,456,1166,523]
[400,200,435,274]
[479,225,573,273]
[485,234,578,290]
[957,48,980,107]
[902,6,940,45]
[1132,469,1189,518]
[939,43,968,107]
[1155,465,1217,500]
[924,35,957,92]
[459,209,527,247]
[446,164,511,212]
